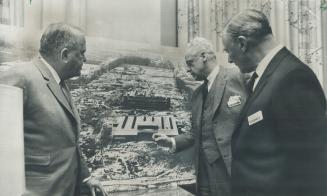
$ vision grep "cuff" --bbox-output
[169,137,176,153]
[83,176,91,183]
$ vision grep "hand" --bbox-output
[152,133,173,148]
[85,177,108,196]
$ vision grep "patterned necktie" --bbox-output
[246,72,258,94]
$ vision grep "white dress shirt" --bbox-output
[170,65,221,152]
[252,44,284,90]
[39,54,61,84]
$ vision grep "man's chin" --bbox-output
[238,65,256,74]
[76,70,81,77]
[192,75,204,81]
[70,70,81,79]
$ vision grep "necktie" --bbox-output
[60,80,73,109]
[246,72,258,94]
[202,79,209,102]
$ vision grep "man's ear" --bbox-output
[201,52,208,63]
[237,36,248,53]
[60,48,69,63]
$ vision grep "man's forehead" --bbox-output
[75,36,86,49]
[185,52,198,61]
[222,33,229,42]
[222,34,234,48]
[185,47,200,58]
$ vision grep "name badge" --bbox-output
[248,111,263,126]
[227,95,241,108]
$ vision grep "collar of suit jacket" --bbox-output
[207,65,220,92]
[39,54,61,84]
[253,44,284,90]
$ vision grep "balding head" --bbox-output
[185,37,216,61]
[39,23,86,80]
[222,9,277,73]
[184,37,218,81]
[40,23,84,56]
[224,9,272,41]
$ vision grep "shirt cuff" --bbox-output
[169,137,176,153]
[83,176,91,183]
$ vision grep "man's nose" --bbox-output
[228,55,233,63]
[83,55,87,63]
[186,66,192,73]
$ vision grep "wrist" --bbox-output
[83,176,91,183]
[169,137,176,153]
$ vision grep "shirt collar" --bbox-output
[255,44,284,78]
[206,65,220,91]
[39,54,61,84]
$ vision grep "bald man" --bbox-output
[222,9,327,196]
[0,23,107,196]
[153,37,248,196]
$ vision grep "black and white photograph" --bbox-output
[0,0,327,196]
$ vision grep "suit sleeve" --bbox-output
[174,123,195,152]
[173,89,200,152]
[272,68,326,145]
[271,67,327,193]
[0,67,28,104]
[78,146,91,181]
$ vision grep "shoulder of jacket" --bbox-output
[0,61,38,83]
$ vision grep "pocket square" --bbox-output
[227,95,241,108]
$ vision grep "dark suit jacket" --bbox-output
[174,66,248,183]
[0,56,90,196]
[231,48,327,196]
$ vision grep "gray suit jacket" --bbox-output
[174,66,247,176]
[0,56,90,196]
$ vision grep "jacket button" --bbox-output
[217,137,223,142]
[223,154,229,158]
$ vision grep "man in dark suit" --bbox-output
[222,9,327,196]
[153,37,248,196]
[0,23,107,196]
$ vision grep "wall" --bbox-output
[161,0,178,47]
[0,0,164,56]
[85,0,161,46]
[177,0,327,87]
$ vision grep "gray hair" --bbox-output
[39,23,84,56]
[224,9,272,40]
[186,37,216,58]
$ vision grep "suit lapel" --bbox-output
[192,67,227,139]
[192,86,204,132]
[33,56,78,123]
[234,47,289,134]
[208,67,227,119]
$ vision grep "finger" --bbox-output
[152,133,162,139]
[91,187,96,196]
[94,185,107,196]
[97,185,108,196]
[154,136,166,142]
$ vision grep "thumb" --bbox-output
[152,133,163,140]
